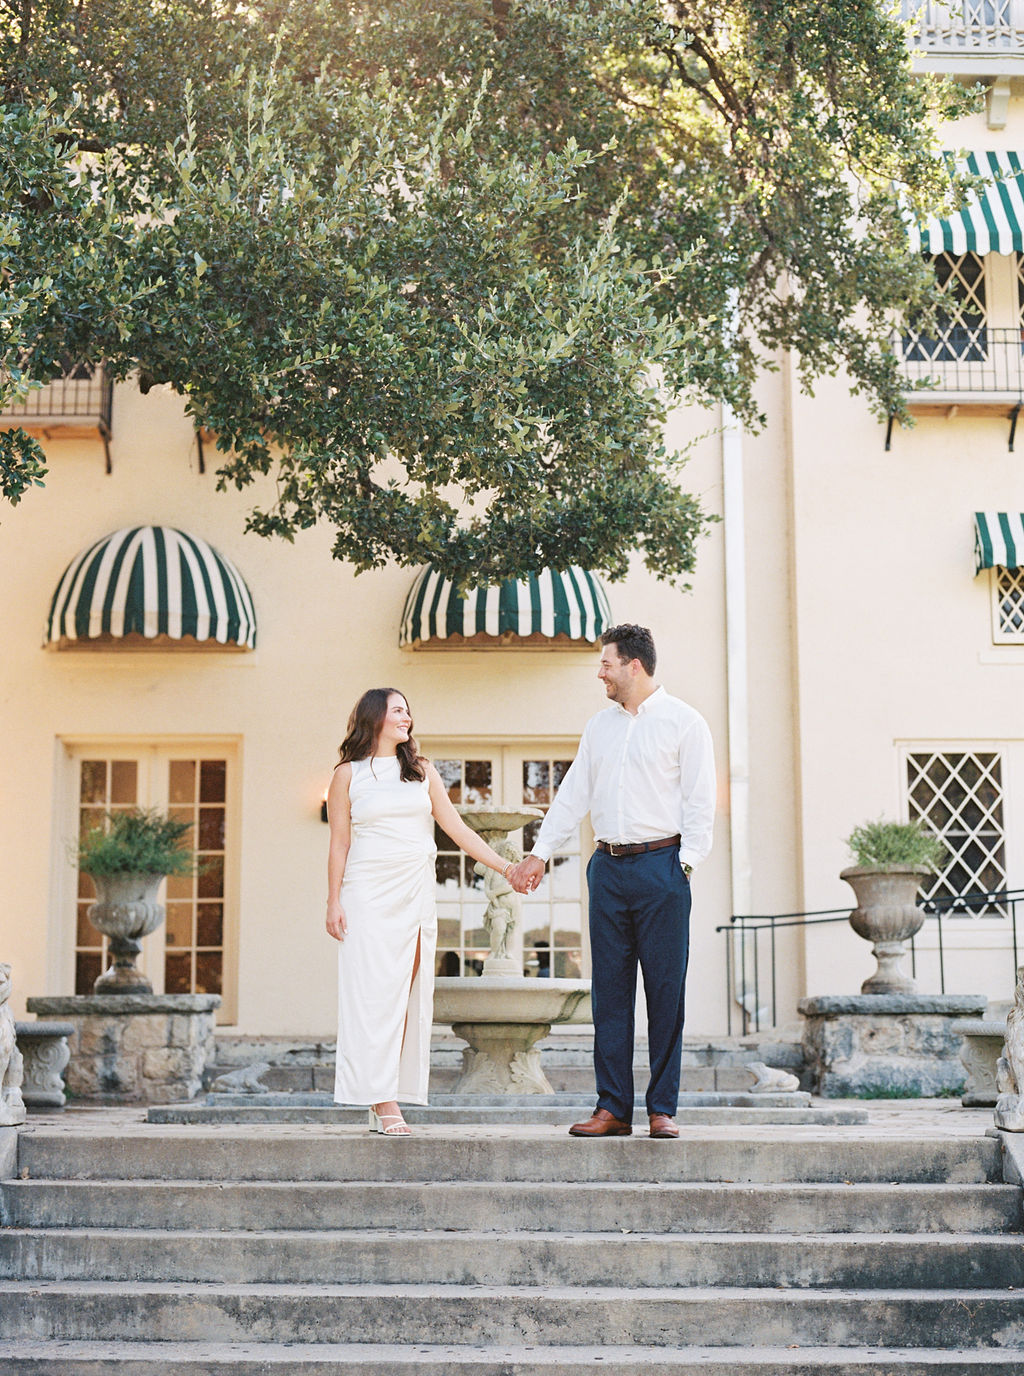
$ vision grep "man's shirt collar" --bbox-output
[612,685,665,717]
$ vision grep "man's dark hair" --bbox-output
[601,623,656,676]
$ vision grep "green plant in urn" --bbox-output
[841,818,946,995]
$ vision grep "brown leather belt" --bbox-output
[595,834,681,858]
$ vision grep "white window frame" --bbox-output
[899,742,1018,929]
[990,566,1024,645]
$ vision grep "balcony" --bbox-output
[892,325,1024,445]
[0,365,113,467]
[903,0,1024,53]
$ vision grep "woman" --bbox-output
[326,687,519,1135]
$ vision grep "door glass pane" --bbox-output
[431,756,497,976]
[110,760,138,805]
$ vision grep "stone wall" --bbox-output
[799,994,986,1098]
[25,995,219,1104]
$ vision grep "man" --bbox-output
[510,624,715,1138]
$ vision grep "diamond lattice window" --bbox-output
[904,253,987,362]
[906,751,1007,915]
[994,566,1024,642]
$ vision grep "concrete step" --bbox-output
[3,1341,1020,1374]
[2,1227,1022,1289]
[230,1065,778,1093]
[149,1097,862,1127]
[4,1177,1018,1235]
[2,1281,1022,1348]
[14,1130,1003,1184]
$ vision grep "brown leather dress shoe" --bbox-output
[568,1108,632,1137]
[649,1113,679,1138]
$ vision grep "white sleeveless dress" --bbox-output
[334,755,438,1106]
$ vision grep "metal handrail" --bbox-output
[718,885,1024,1035]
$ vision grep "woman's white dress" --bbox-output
[334,755,437,1106]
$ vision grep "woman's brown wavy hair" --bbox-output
[338,688,426,782]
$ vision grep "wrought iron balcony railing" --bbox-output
[0,364,113,467]
[0,364,113,431]
[894,325,1024,396]
[902,0,1024,52]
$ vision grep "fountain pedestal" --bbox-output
[432,807,592,1095]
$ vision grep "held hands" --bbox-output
[508,855,545,894]
[326,902,348,942]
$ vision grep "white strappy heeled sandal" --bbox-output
[368,1106,412,1136]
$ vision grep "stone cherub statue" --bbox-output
[477,836,522,971]
[995,964,1024,1131]
[0,963,27,1127]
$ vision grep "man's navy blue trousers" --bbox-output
[587,846,691,1123]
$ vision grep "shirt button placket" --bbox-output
[617,717,634,839]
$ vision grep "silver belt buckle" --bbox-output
[608,842,626,857]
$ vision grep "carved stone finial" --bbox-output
[994,965,1024,1132]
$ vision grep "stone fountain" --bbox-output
[432,806,592,1094]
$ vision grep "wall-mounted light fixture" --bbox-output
[320,787,329,824]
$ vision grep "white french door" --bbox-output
[422,740,592,980]
[59,739,240,1022]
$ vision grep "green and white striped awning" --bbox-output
[400,566,612,649]
[46,526,257,649]
[910,152,1024,256]
[975,512,1024,574]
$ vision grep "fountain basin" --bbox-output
[433,977,591,1026]
[434,977,592,1094]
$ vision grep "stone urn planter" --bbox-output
[86,872,167,994]
[78,808,195,996]
[840,864,931,995]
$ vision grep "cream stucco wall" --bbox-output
[0,379,737,1034]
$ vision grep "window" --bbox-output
[992,566,1024,643]
[427,743,586,979]
[67,743,238,1019]
[903,253,987,362]
[906,750,1007,913]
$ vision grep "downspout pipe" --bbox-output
[722,398,762,1025]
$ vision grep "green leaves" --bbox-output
[0,1,976,576]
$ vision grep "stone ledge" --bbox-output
[798,994,986,1017]
[0,1126,16,1179]
[988,1126,1024,1184]
[27,995,220,1016]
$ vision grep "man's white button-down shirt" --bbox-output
[530,686,716,870]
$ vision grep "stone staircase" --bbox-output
[1,1115,1022,1372]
